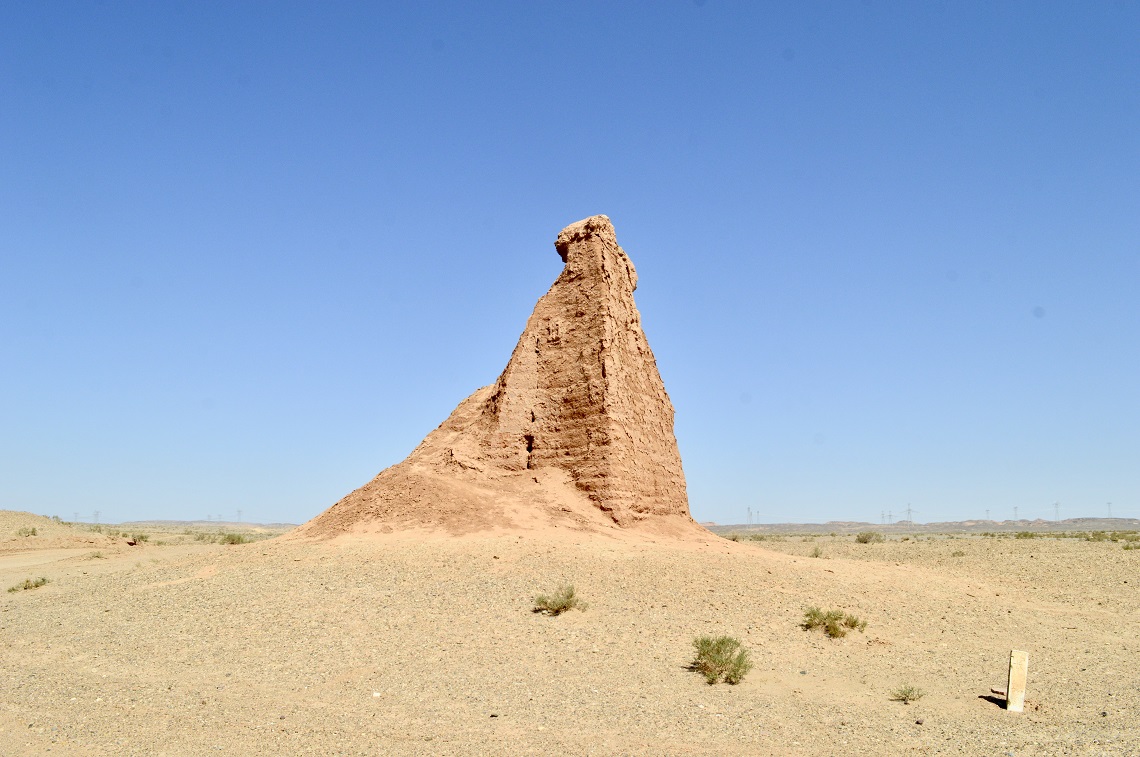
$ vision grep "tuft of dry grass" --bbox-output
[890,684,926,704]
[533,584,585,616]
[8,577,50,593]
[803,607,867,638]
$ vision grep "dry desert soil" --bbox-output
[1,511,1137,755]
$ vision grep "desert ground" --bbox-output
[2,511,1137,755]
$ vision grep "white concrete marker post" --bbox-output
[1007,650,1028,712]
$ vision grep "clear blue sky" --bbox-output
[3,2,1137,525]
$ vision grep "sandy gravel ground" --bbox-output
[2,513,1137,755]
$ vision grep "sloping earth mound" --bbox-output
[0,511,118,553]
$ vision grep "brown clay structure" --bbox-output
[297,215,697,538]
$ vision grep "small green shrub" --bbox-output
[890,684,926,704]
[220,533,248,545]
[1124,543,1139,551]
[809,546,823,558]
[1087,531,1108,542]
[16,527,37,537]
[87,551,106,559]
[1015,531,1036,539]
[8,577,50,593]
[691,635,752,685]
[855,532,884,544]
[951,550,966,557]
[131,533,150,543]
[803,607,867,638]
[533,584,584,615]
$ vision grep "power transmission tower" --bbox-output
[985,509,990,521]
[93,510,100,525]
[1013,506,1018,521]
[905,503,914,522]
[887,510,893,524]
[237,509,242,523]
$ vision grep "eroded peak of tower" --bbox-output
[554,214,637,291]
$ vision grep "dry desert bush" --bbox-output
[8,577,50,593]
[803,607,867,638]
[890,684,926,704]
[691,635,752,685]
[533,584,585,615]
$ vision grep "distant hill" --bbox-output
[706,517,1140,535]
[115,520,298,530]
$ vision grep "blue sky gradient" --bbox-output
[2,2,1137,524]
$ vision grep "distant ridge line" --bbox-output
[706,517,1140,535]
[115,520,299,529]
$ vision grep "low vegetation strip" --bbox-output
[8,577,50,593]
